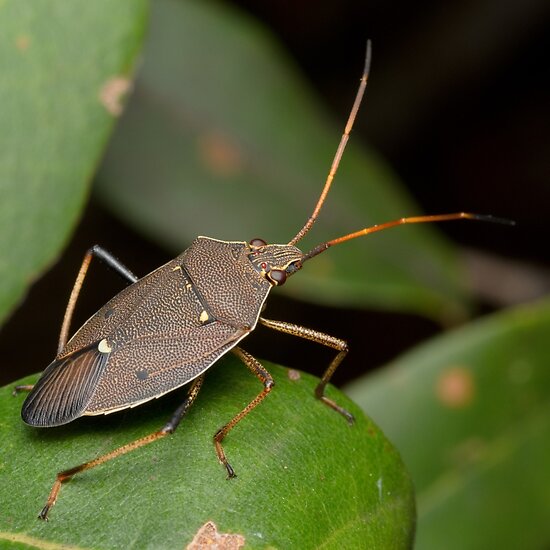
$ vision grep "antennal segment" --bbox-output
[301,212,514,262]
[288,40,373,247]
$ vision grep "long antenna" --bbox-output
[288,40,372,247]
[301,213,514,262]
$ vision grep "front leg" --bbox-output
[37,374,205,520]
[259,317,353,424]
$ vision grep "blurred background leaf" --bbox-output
[96,0,473,324]
[0,361,415,548]
[0,0,148,326]
[2,0,546,388]
[346,298,550,549]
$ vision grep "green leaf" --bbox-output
[346,299,550,550]
[96,0,470,323]
[0,0,148,325]
[0,360,414,549]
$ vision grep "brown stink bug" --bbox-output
[16,42,509,519]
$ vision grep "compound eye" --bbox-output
[269,269,287,286]
[250,238,267,248]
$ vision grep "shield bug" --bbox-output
[16,42,509,519]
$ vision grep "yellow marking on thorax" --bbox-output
[199,310,210,324]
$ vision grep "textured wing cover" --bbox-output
[86,324,246,414]
[83,255,256,414]
[22,344,108,427]
[25,242,270,419]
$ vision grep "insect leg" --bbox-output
[12,384,34,395]
[214,347,274,478]
[57,245,138,354]
[13,247,138,396]
[38,374,204,520]
[259,317,353,424]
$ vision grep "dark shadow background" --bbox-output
[2,0,548,387]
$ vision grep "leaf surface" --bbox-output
[346,299,550,549]
[1,360,415,549]
[0,0,148,324]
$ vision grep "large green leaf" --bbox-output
[0,0,148,325]
[346,298,550,549]
[0,360,414,549]
[96,0,471,323]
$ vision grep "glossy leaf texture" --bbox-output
[0,0,148,325]
[346,298,550,550]
[96,0,471,323]
[0,360,415,549]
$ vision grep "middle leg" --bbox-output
[38,374,205,520]
[259,317,353,424]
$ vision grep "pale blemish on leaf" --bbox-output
[287,368,301,381]
[436,367,475,408]
[186,521,245,549]
[99,76,131,116]
[197,131,244,178]
[15,34,30,52]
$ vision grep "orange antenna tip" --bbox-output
[301,211,514,262]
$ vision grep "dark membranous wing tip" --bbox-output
[21,342,109,427]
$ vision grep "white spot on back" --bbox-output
[199,310,210,324]
[98,339,112,354]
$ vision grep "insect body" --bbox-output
[22,238,301,426]
[18,42,507,520]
